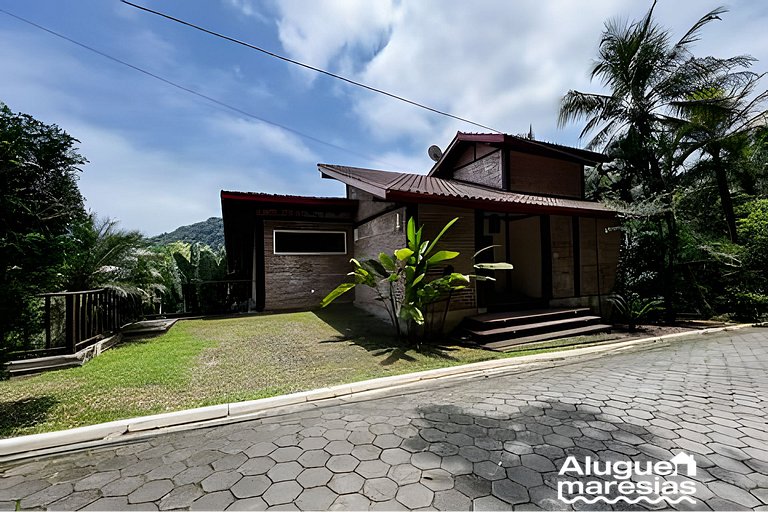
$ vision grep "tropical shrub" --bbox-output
[321,217,512,344]
[608,292,663,332]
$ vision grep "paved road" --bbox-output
[1,328,768,511]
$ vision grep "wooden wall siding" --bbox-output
[418,204,476,310]
[579,217,621,297]
[508,216,542,298]
[353,208,407,313]
[263,221,353,310]
[348,188,397,222]
[452,148,503,189]
[507,150,583,198]
[550,215,575,298]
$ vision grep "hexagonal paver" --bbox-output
[173,465,214,486]
[245,442,278,458]
[328,473,364,494]
[506,465,544,487]
[325,440,354,455]
[299,437,329,450]
[347,430,376,445]
[190,490,236,510]
[420,469,453,491]
[294,486,337,510]
[351,444,382,461]
[440,455,472,476]
[329,493,371,510]
[473,461,506,481]
[158,483,204,509]
[102,475,145,497]
[453,474,492,499]
[411,451,441,470]
[297,449,330,468]
[387,464,422,485]
[201,471,243,493]
[297,467,333,489]
[492,479,529,505]
[267,462,303,482]
[326,455,360,473]
[362,478,398,502]
[227,496,268,510]
[262,481,303,506]
[127,479,173,504]
[520,453,556,472]
[373,434,402,449]
[73,471,120,491]
[380,448,411,465]
[238,457,276,476]
[433,489,471,511]
[474,494,515,510]
[230,476,271,499]
[395,482,434,509]
[355,460,390,479]
[271,447,304,463]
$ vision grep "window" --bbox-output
[273,230,347,255]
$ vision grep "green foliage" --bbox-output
[170,242,228,314]
[0,102,87,356]
[322,217,512,344]
[149,217,224,249]
[561,4,768,322]
[609,293,663,332]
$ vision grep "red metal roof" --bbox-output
[428,132,609,176]
[318,164,615,217]
[220,190,356,207]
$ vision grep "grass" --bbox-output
[0,305,617,437]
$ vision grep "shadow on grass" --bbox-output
[0,395,58,437]
[314,303,463,366]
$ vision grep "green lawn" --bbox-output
[0,305,518,437]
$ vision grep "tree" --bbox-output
[672,78,768,242]
[557,2,758,320]
[0,102,87,353]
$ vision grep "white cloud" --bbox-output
[272,0,397,81]
[223,0,269,23]
[207,115,319,163]
[272,0,768,156]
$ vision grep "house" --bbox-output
[221,132,621,346]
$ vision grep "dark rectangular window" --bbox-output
[273,230,347,255]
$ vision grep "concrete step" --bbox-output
[466,315,603,341]
[465,308,591,329]
[484,324,613,351]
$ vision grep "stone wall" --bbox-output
[452,150,503,189]
[263,221,353,310]
[353,207,406,320]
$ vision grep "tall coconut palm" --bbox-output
[557,1,741,197]
[671,74,768,242]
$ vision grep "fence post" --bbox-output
[44,295,51,349]
[65,294,75,354]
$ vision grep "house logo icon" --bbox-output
[670,452,697,477]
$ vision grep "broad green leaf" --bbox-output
[379,252,396,271]
[413,273,426,285]
[424,217,458,256]
[427,250,459,265]
[362,258,388,277]
[320,282,355,307]
[473,275,497,282]
[406,217,416,250]
[394,248,414,261]
[474,262,514,271]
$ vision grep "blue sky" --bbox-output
[1,1,767,235]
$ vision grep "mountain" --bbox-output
[150,217,224,249]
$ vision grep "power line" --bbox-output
[0,7,398,167]
[120,0,502,134]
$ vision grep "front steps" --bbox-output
[457,307,612,351]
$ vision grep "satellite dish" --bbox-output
[428,145,443,162]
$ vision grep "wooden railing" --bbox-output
[16,289,143,359]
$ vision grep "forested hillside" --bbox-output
[150,217,224,249]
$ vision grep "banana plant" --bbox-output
[321,217,513,343]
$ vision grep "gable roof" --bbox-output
[319,164,615,217]
[429,132,609,177]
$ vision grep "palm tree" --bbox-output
[63,214,167,304]
[557,1,742,198]
[671,76,768,242]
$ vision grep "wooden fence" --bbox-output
[12,289,142,359]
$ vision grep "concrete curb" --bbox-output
[0,323,754,462]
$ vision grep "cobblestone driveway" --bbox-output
[1,328,767,511]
